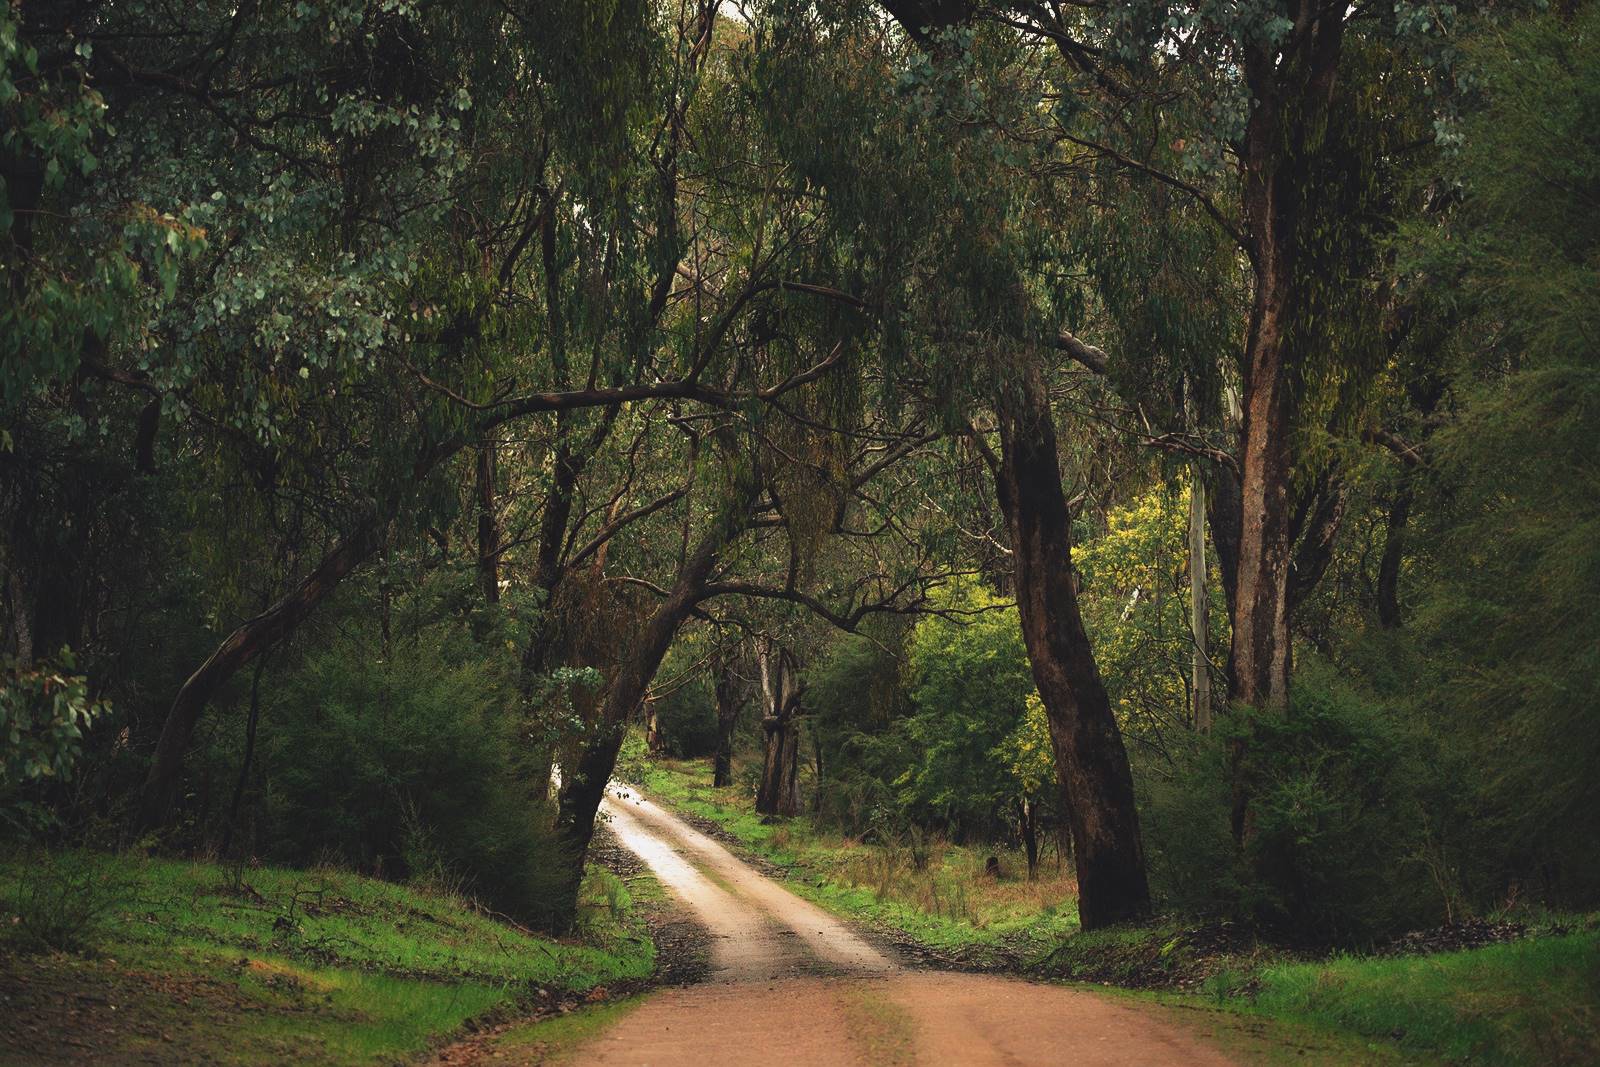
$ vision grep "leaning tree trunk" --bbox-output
[994,364,1151,929]
[547,522,733,932]
[138,522,385,833]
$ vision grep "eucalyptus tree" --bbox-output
[726,1,1155,926]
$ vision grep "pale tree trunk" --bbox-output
[644,698,664,755]
[755,639,803,818]
[475,436,500,605]
[1189,467,1212,732]
[994,363,1150,929]
[1230,253,1297,714]
[1017,797,1040,881]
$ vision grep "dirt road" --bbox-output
[572,784,1237,1066]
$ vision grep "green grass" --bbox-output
[1206,930,1600,1065]
[495,995,648,1062]
[0,850,655,1064]
[642,758,1600,1065]
[639,758,1079,960]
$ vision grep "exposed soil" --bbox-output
[510,783,1244,1066]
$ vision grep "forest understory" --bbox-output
[5,0,1599,1063]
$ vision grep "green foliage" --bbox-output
[0,850,656,1063]
[902,587,1042,836]
[1212,929,1600,1066]
[1141,663,1444,943]
[1397,2,1600,910]
[806,626,915,835]
[1076,480,1226,739]
[3,848,129,953]
[651,678,719,759]
[0,653,107,834]
[256,635,564,926]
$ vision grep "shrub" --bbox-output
[258,638,567,926]
[3,849,130,953]
[651,678,718,758]
[1141,662,1447,944]
[0,653,108,836]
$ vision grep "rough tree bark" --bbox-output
[994,364,1151,929]
[754,639,803,818]
[547,521,736,932]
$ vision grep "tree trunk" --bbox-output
[994,364,1151,929]
[712,669,742,788]
[1018,797,1040,881]
[1188,466,1212,732]
[220,654,268,857]
[644,698,663,755]
[754,641,803,818]
[1204,459,1243,630]
[475,436,500,605]
[1377,487,1411,629]
[1229,252,1297,714]
[138,523,385,833]
[547,520,734,932]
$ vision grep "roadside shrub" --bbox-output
[259,639,567,926]
[1142,662,1445,944]
[3,849,130,953]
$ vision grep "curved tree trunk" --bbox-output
[547,520,735,932]
[994,364,1150,930]
[137,523,384,833]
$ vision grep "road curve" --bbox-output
[576,782,1237,1067]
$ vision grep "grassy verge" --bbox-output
[642,757,1600,1065]
[1201,929,1600,1066]
[639,758,1079,962]
[0,850,655,1065]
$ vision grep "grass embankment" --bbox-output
[1203,930,1600,1066]
[642,758,1600,1065]
[0,851,655,1065]
[640,758,1079,961]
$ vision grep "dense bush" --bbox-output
[0,655,108,836]
[1140,662,1449,944]
[254,636,566,926]
[3,849,131,953]
[651,678,719,758]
